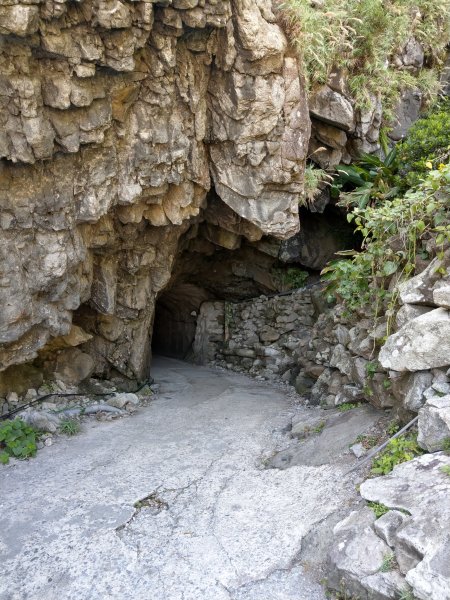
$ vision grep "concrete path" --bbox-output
[0,358,358,600]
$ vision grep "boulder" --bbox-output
[432,285,450,309]
[398,257,448,305]
[107,392,140,409]
[418,394,450,451]
[21,410,60,433]
[379,308,450,371]
[374,510,408,548]
[360,453,450,600]
[389,89,422,141]
[396,304,432,329]
[327,508,403,600]
[309,85,355,132]
[390,371,433,412]
[54,348,95,385]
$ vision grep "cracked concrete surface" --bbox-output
[0,358,357,600]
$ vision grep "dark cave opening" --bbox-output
[152,283,210,360]
[151,202,357,361]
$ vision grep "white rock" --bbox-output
[418,394,450,451]
[107,393,139,409]
[350,443,366,458]
[433,285,450,309]
[379,308,450,372]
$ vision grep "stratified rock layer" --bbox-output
[0,0,310,378]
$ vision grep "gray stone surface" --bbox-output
[309,85,355,132]
[379,308,450,371]
[374,510,408,548]
[327,508,404,600]
[0,358,358,600]
[267,405,381,468]
[418,394,450,451]
[360,453,450,600]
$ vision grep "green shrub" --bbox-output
[322,163,450,321]
[397,99,450,188]
[0,419,38,464]
[371,433,424,475]
[441,465,450,477]
[442,437,450,455]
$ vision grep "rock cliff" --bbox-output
[0,0,310,380]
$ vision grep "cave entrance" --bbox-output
[152,283,210,360]
[150,203,355,362]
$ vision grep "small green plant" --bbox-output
[441,437,450,455]
[365,361,378,380]
[367,501,390,518]
[273,267,309,291]
[380,552,396,572]
[398,586,416,600]
[371,433,424,476]
[338,402,359,412]
[0,419,38,464]
[59,418,81,436]
[387,420,401,436]
[355,434,379,449]
[383,378,392,390]
[302,165,332,207]
[440,465,450,477]
[313,420,326,434]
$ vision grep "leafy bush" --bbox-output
[397,99,450,187]
[371,433,424,475]
[276,0,448,118]
[322,163,450,320]
[0,419,38,464]
[331,149,399,209]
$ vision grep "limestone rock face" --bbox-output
[379,308,450,372]
[418,394,450,451]
[0,0,310,378]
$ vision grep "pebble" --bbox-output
[350,443,366,458]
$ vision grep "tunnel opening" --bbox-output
[151,200,357,362]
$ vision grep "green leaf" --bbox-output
[382,261,398,276]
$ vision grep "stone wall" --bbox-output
[0,0,311,381]
[193,286,325,387]
[193,264,450,450]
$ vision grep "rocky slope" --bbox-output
[0,0,310,381]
